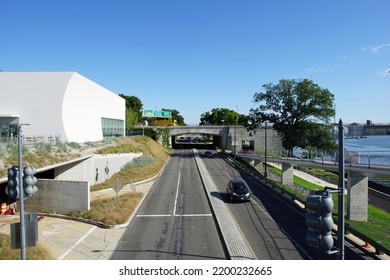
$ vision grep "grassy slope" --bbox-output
[0,136,171,260]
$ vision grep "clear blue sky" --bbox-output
[1,0,389,125]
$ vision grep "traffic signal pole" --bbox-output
[17,124,26,260]
[337,119,345,260]
[304,120,346,259]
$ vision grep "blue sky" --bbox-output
[1,0,389,125]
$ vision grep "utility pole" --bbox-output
[337,119,345,260]
[234,105,238,156]
[264,121,267,178]
[17,124,26,260]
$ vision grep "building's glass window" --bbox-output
[101,118,124,137]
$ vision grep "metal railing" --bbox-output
[1,135,62,147]
[238,148,390,169]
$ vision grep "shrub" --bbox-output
[67,142,81,149]
[34,142,52,153]
[84,141,94,147]
[56,141,69,152]
[122,156,155,169]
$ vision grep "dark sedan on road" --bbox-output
[226,179,251,202]
[204,151,213,158]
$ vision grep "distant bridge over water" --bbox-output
[346,123,390,137]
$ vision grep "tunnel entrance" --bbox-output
[171,133,219,149]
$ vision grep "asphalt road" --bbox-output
[111,149,370,260]
[203,153,307,260]
[110,149,227,260]
[204,152,370,260]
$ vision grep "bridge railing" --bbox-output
[237,149,390,171]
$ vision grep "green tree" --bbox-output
[119,94,144,130]
[162,108,186,126]
[125,108,139,131]
[249,79,336,155]
[119,94,143,119]
[200,108,244,125]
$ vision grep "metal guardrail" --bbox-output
[237,153,390,178]
[345,224,390,257]
[227,154,390,259]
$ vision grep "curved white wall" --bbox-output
[0,72,125,143]
[0,72,71,138]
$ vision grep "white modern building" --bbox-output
[0,72,125,143]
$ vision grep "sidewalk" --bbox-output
[0,180,155,260]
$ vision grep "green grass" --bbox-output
[346,205,390,248]
[233,155,390,250]
[280,168,390,249]
[96,144,143,154]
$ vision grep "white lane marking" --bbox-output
[57,226,97,260]
[173,172,181,216]
[137,214,213,218]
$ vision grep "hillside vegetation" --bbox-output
[0,136,171,259]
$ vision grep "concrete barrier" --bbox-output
[24,179,89,214]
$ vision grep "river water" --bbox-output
[345,135,390,153]
[344,135,390,166]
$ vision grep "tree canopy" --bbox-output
[119,94,143,130]
[162,108,186,125]
[200,108,246,125]
[248,79,336,154]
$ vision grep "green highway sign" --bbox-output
[143,109,172,118]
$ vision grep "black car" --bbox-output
[204,151,213,158]
[226,179,251,202]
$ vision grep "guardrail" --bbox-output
[344,224,390,258]
[237,153,390,177]
[225,153,390,259]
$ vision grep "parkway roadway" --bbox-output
[110,149,370,260]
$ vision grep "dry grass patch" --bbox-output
[0,233,52,260]
[69,192,144,225]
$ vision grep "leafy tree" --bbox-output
[125,108,139,131]
[248,79,336,155]
[119,94,143,119]
[200,108,244,125]
[119,94,143,129]
[162,108,186,126]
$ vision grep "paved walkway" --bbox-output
[0,181,154,260]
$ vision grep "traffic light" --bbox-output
[23,166,38,197]
[305,189,334,253]
[7,167,19,200]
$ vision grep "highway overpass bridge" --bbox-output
[145,125,285,153]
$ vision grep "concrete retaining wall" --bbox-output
[23,152,143,214]
[55,153,142,186]
[24,179,89,214]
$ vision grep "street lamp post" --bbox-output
[17,124,26,260]
[264,121,267,178]
[337,119,345,260]
[234,106,238,156]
